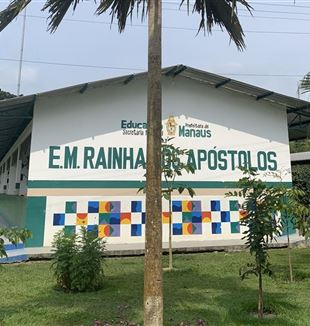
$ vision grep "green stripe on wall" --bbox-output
[25,196,46,247]
[27,180,293,189]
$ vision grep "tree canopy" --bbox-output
[0,0,251,50]
[0,89,15,100]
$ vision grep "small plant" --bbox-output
[0,227,31,258]
[227,168,285,318]
[51,227,105,292]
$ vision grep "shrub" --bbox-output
[51,227,105,292]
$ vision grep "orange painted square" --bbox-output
[162,212,170,224]
[183,223,193,235]
[202,211,211,223]
[121,213,131,224]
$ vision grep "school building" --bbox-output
[0,65,309,250]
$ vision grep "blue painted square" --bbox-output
[53,213,65,226]
[192,223,202,235]
[192,212,202,223]
[211,200,221,211]
[173,223,183,235]
[110,213,120,225]
[131,201,142,212]
[172,201,182,212]
[88,201,99,213]
[131,224,142,236]
[110,224,120,237]
[87,225,98,233]
[110,201,121,213]
[191,201,202,212]
[212,222,222,234]
[142,212,146,224]
[221,211,231,222]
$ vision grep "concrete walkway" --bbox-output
[25,234,308,259]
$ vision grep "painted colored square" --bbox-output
[182,201,192,212]
[230,200,239,212]
[88,201,99,213]
[87,225,98,233]
[221,211,231,222]
[109,224,120,237]
[98,225,110,238]
[239,210,248,220]
[211,200,221,212]
[64,225,75,235]
[162,212,170,224]
[142,212,146,224]
[77,213,88,226]
[183,223,193,235]
[231,222,240,234]
[212,222,222,234]
[192,223,202,235]
[99,213,110,225]
[131,224,142,236]
[121,213,131,224]
[202,211,212,223]
[110,201,121,213]
[131,201,142,212]
[172,201,182,212]
[99,201,111,213]
[191,201,202,212]
[53,213,65,226]
[173,223,183,235]
[192,212,202,223]
[182,212,192,223]
[109,213,120,225]
[65,201,77,214]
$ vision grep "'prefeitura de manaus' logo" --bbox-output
[49,145,278,172]
[121,118,212,138]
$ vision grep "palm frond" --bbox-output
[42,0,83,32]
[181,0,252,50]
[96,0,147,32]
[0,0,31,32]
[299,73,310,94]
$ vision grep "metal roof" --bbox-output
[0,64,309,161]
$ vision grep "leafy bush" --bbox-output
[51,227,105,292]
[0,227,31,258]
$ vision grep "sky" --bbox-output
[0,0,310,99]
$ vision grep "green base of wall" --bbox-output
[25,196,46,247]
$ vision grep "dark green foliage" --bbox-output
[0,0,251,49]
[51,227,105,292]
[289,140,310,154]
[0,89,16,100]
[292,164,310,208]
[0,227,31,258]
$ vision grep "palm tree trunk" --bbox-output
[168,190,173,271]
[144,0,163,325]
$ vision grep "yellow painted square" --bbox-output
[182,201,192,212]
[76,213,88,226]
[99,201,111,213]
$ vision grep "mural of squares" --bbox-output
[51,198,243,239]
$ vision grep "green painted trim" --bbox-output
[25,196,46,248]
[27,180,293,189]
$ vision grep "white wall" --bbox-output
[29,76,291,183]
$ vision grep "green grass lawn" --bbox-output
[0,248,309,326]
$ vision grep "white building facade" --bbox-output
[0,66,301,248]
